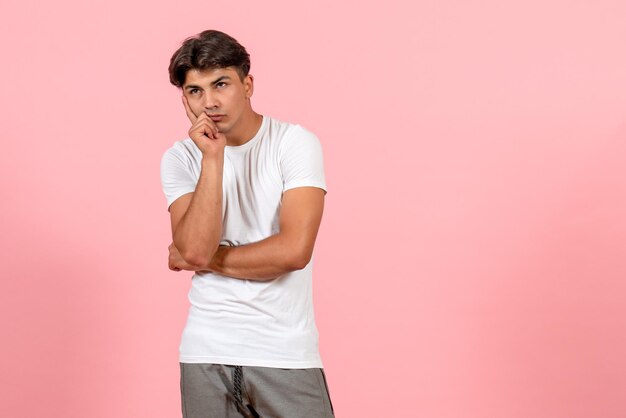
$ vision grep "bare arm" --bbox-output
[170,96,226,266]
[171,157,223,265]
[169,187,325,281]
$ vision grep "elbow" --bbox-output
[181,245,219,268]
[287,250,312,271]
[183,255,206,269]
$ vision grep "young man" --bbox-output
[160,30,334,417]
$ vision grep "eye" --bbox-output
[189,88,200,94]
[216,82,227,89]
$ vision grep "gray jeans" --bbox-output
[180,363,335,418]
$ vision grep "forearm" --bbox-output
[204,233,309,281]
[170,187,324,280]
[173,156,224,266]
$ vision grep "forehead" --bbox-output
[183,67,240,86]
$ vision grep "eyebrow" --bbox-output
[184,75,232,90]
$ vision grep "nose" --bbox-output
[203,91,220,110]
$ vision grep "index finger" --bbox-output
[181,95,197,124]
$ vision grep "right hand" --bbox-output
[182,95,226,157]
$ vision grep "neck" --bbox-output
[226,109,263,147]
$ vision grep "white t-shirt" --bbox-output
[160,115,327,368]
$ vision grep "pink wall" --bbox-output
[1,0,625,417]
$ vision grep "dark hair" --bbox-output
[168,30,251,87]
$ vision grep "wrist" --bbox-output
[201,151,224,164]
[208,245,227,272]
[200,155,224,178]
[201,155,224,174]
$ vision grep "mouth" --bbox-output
[207,114,225,122]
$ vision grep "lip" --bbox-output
[207,114,225,122]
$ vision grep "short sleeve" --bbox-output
[280,126,327,194]
[160,146,197,211]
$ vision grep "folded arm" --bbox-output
[169,156,224,267]
[168,186,325,281]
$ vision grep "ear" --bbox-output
[244,74,254,99]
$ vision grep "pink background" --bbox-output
[1,0,625,417]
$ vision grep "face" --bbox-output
[182,67,254,135]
